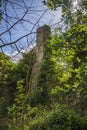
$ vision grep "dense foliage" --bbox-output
[1,21,87,129]
[29,106,87,130]
[0,53,16,117]
[0,1,87,129]
[43,0,87,27]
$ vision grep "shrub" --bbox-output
[29,107,87,130]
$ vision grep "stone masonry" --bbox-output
[28,25,51,93]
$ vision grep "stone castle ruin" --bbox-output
[36,25,51,63]
[28,25,51,93]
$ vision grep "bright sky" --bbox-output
[0,0,62,61]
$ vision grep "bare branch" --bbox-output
[0,9,28,36]
[0,0,62,56]
[0,31,36,48]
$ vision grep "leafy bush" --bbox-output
[69,113,87,130]
[0,97,7,117]
[29,107,87,130]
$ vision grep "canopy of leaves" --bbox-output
[44,0,87,27]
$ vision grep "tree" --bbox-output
[0,0,60,56]
[64,23,87,112]
[8,80,30,130]
[47,21,87,113]
[0,52,16,116]
[44,0,87,27]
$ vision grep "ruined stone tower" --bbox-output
[29,25,51,93]
[36,25,51,63]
